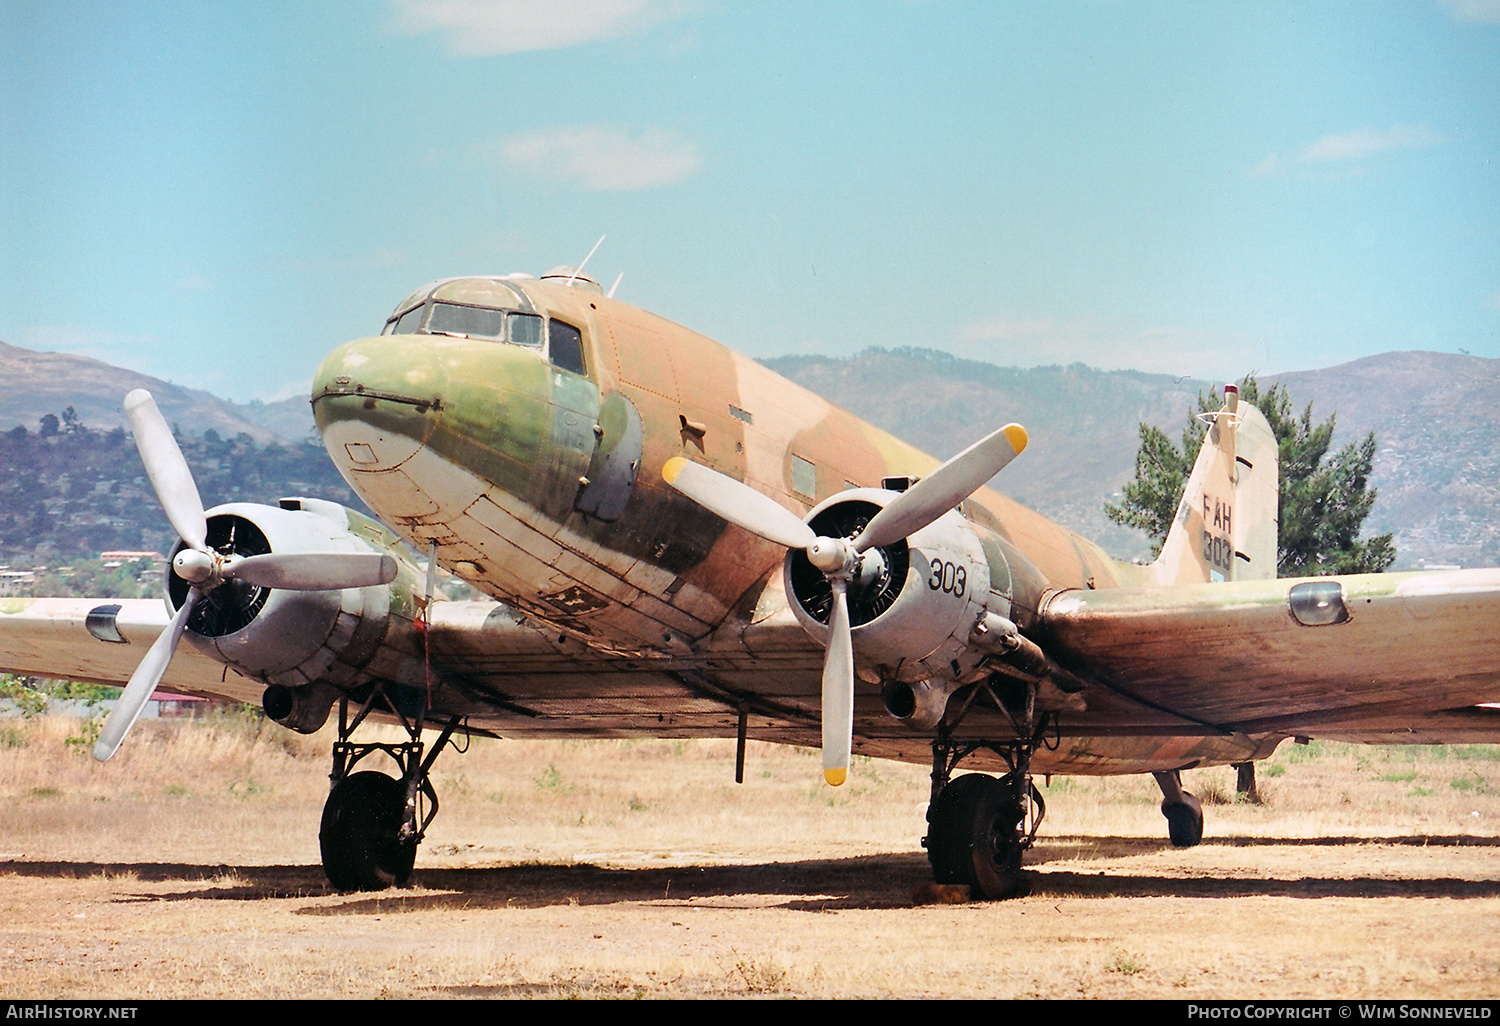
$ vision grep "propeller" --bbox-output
[94,390,400,762]
[663,422,1027,785]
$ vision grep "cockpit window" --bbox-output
[549,320,586,374]
[381,293,586,375]
[428,302,507,340]
[386,304,426,335]
[509,312,544,348]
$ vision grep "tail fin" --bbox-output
[1150,384,1278,586]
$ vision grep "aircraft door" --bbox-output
[575,391,644,522]
[541,371,604,523]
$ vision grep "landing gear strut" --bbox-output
[319,687,463,891]
[922,678,1053,899]
[1153,769,1204,848]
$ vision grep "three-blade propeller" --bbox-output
[663,423,1027,786]
[94,390,399,762]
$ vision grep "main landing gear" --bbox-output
[318,686,464,891]
[922,679,1054,899]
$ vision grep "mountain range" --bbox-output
[1,340,1494,569]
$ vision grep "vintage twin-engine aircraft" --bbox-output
[3,266,1499,896]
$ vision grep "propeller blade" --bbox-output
[124,389,208,552]
[227,552,399,591]
[821,579,854,787]
[854,424,1027,552]
[94,591,199,762]
[663,457,817,551]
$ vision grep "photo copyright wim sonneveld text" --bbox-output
[1188,1008,1492,1020]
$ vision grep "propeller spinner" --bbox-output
[94,390,400,762]
[663,423,1027,786]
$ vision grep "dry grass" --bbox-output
[2,715,1498,999]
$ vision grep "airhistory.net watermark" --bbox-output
[4,1007,137,1020]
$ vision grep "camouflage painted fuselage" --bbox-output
[312,274,1136,651]
[309,273,1284,775]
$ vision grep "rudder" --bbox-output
[1149,384,1278,586]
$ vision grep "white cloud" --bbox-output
[497,124,702,191]
[1252,124,1444,178]
[1298,125,1444,164]
[389,0,693,55]
[1438,0,1500,24]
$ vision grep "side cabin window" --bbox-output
[791,454,817,498]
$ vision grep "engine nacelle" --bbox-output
[165,497,427,717]
[783,489,1012,687]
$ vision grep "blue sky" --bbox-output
[2,0,1497,402]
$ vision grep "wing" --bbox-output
[0,597,263,704]
[422,595,831,745]
[1039,568,1500,743]
[0,591,833,748]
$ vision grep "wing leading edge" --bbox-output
[1039,568,1500,743]
[0,597,259,703]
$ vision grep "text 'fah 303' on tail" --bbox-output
[1151,384,1279,587]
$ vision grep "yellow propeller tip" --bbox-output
[824,768,847,787]
[662,456,687,484]
[1003,423,1028,454]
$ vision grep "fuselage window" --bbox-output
[549,320,586,374]
[428,302,507,340]
[791,454,817,498]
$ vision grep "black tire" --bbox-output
[926,773,1026,899]
[319,771,417,891]
[1163,793,1205,848]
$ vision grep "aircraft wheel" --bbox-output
[319,771,417,891]
[1162,792,1204,848]
[926,773,1026,899]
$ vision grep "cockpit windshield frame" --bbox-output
[380,299,587,376]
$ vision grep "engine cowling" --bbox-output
[163,497,427,727]
[783,488,1010,689]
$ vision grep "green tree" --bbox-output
[1106,378,1396,577]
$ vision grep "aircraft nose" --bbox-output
[311,335,448,471]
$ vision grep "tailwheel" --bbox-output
[1163,793,1205,848]
[925,772,1037,899]
[320,771,417,891]
[1153,769,1205,848]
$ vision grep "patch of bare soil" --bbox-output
[2,720,1498,998]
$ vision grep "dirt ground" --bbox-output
[2,721,1498,999]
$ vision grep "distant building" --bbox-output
[0,569,37,596]
[100,550,163,566]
